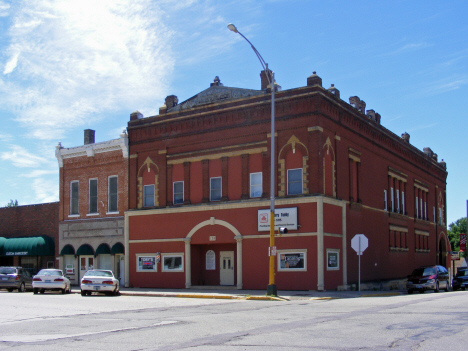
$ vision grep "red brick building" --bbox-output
[0,202,59,274]
[124,73,448,291]
[56,130,128,285]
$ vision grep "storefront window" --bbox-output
[162,254,184,272]
[327,250,340,270]
[137,256,157,271]
[277,251,306,271]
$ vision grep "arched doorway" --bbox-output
[438,232,449,267]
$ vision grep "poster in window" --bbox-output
[279,253,305,269]
[138,256,156,271]
[206,250,216,270]
[327,251,339,269]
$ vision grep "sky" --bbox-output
[0,0,466,225]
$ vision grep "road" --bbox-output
[1,289,467,350]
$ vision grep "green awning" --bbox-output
[95,243,111,255]
[111,242,124,254]
[0,236,55,257]
[76,244,95,256]
[60,244,75,255]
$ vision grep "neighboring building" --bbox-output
[55,129,129,285]
[125,73,448,291]
[0,202,59,274]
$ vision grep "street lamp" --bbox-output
[227,23,277,296]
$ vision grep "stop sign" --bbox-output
[351,234,368,255]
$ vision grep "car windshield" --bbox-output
[37,270,62,276]
[0,267,16,274]
[84,270,113,277]
[412,267,436,276]
[457,270,468,277]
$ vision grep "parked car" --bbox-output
[406,265,450,294]
[81,270,119,296]
[0,266,33,292]
[32,269,71,294]
[452,268,468,291]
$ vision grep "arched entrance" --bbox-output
[185,217,243,289]
[438,232,449,267]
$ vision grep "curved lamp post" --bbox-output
[227,23,277,296]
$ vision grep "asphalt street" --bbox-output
[1,289,467,350]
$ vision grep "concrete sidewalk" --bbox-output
[71,286,405,301]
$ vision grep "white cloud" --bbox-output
[0,144,48,168]
[0,0,174,140]
[32,177,59,203]
[0,133,13,141]
[22,169,57,178]
[0,1,10,17]
[380,42,431,57]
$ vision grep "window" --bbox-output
[89,179,98,214]
[137,255,157,272]
[250,172,262,198]
[390,187,394,212]
[108,176,118,212]
[415,197,419,218]
[162,254,184,272]
[384,190,387,211]
[144,185,155,207]
[70,181,79,215]
[402,192,405,214]
[433,207,436,222]
[396,190,400,213]
[277,250,306,271]
[327,250,340,270]
[287,169,303,195]
[173,181,184,204]
[389,228,408,251]
[210,177,221,201]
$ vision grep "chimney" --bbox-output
[401,132,410,143]
[438,159,446,169]
[349,96,366,114]
[260,69,273,90]
[84,129,95,145]
[423,147,434,158]
[307,71,322,87]
[130,110,144,120]
[327,84,340,98]
[159,95,179,115]
[210,76,223,87]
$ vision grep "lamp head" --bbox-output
[227,23,238,33]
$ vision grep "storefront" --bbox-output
[0,236,56,274]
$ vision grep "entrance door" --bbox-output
[220,251,234,285]
[79,256,94,281]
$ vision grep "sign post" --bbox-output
[351,234,369,292]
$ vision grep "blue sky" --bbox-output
[0,0,466,225]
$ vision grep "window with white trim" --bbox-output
[89,179,98,214]
[136,255,157,272]
[173,181,184,204]
[396,190,400,213]
[210,177,221,201]
[250,172,262,198]
[390,187,394,212]
[277,250,306,271]
[287,168,303,195]
[144,184,155,207]
[70,181,79,215]
[326,250,340,270]
[108,176,118,212]
[162,254,184,272]
[384,190,387,211]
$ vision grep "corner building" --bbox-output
[125,73,448,291]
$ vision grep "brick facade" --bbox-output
[124,74,447,291]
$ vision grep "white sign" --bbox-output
[258,207,298,232]
[351,234,368,255]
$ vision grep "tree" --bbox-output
[448,217,467,258]
[3,199,18,208]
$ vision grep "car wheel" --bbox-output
[113,287,119,296]
[419,290,424,294]
[81,290,86,296]
[18,282,25,293]
[40,289,45,294]
[87,291,92,296]
[462,287,466,291]
[435,281,440,293]
[407,290,413,294]
[61,287,66,294]
[67,286,71,294]
[33,288,38,294]
[7,288,13,292]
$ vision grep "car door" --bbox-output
[437,266,448,289]
[21,269,33,289]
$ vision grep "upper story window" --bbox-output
[287,169,303,195]
[89,179,98,214]
[414,180,429,221]
[387,168,407,215]
[210,177,222,201]
[173,181,184,205]
[250,172,262,198]
[144,184,155,207]
[108,176,118,212]
[70,181,79,215]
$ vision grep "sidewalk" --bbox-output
[71,286,405,301]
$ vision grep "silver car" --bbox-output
[0,266,33,292]
[32,269,71,294]
[81,270,119,296]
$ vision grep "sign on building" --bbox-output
[258,207,298,232]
